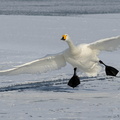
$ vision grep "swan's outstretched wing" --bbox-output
[0,53,66,75]
[88,36,120,51]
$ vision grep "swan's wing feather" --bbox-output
[88,36,120,51]
[0,54,66,75]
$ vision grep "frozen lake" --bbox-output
[0,0,120,16]
[0,13,120,120]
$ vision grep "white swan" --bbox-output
[0,34,120,77]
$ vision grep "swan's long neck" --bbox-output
[66,39,76,51]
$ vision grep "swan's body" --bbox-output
[63,43,100,76]
[0,34,120,76]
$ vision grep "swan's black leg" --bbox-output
[68,67,80,88]
[99,60,119,76]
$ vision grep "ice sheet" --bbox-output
[0,14,120,120]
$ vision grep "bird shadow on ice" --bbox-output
[0,76,118,93]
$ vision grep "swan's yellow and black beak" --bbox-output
[61,35,67,41]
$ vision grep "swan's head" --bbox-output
[61,34,70,41]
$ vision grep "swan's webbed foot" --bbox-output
[68,67,80,88]
[99,60,119,76]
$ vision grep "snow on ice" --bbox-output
[0,14,120,120]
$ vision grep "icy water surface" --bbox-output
[0,0,120,16]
